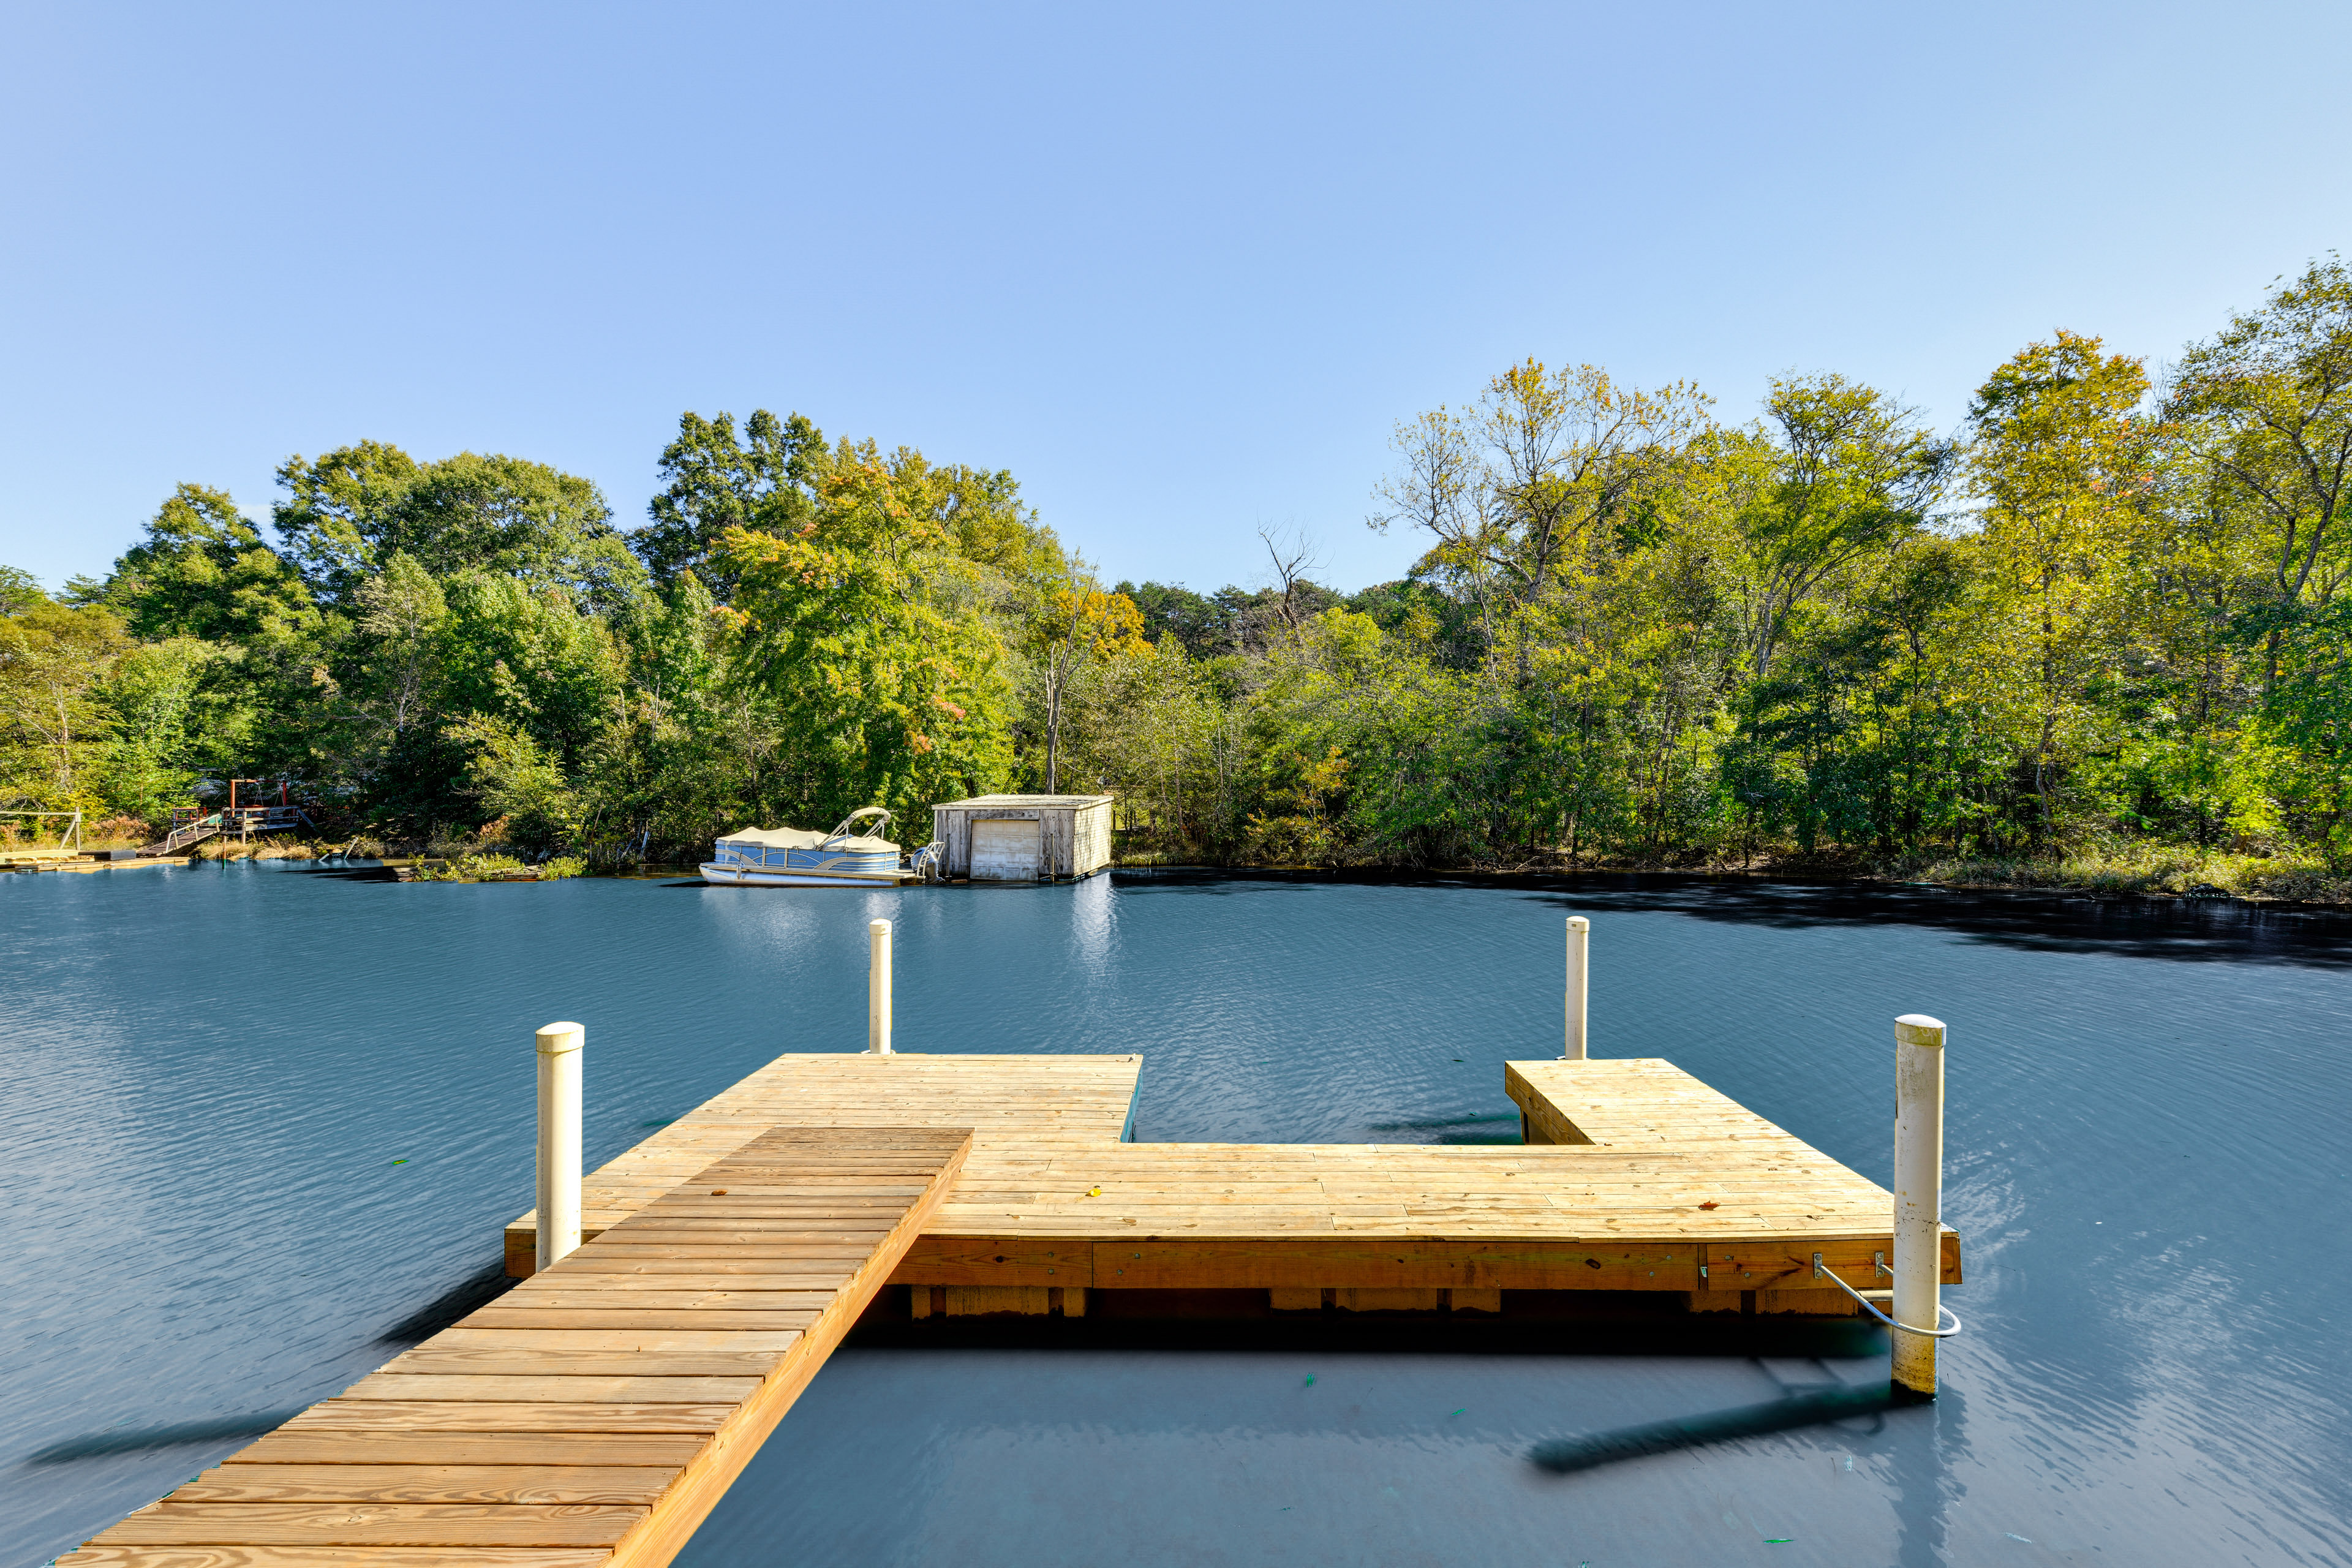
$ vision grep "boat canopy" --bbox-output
[717,823,898,854]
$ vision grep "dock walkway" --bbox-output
[64,1127,970,1566]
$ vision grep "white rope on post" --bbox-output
[869,919,893,1054]
[1892,1012,1948,1398]
[1562,916,1589,1060]
[535,1021,584,1273]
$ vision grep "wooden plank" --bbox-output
[1334,1288,1443,1312]
[87,1504,648,1547]
[274,1402,730,1435]
[1086,1239,1697,1291]
[409,1328,805,1352]
[543,1259,862,1280]
[944,1286,1050,1316]
[59,1550,612,1567]
[378,1353,793,1378]
[341,1374,765,1404]
[1755,1287,1856,1316]
[230,1431,712,1468]
[463,1311,821,1332]
[175,1465,679,1504]
[888,1237,1093,1287]
[471,1291,838,1312]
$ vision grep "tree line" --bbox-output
[4,258,2346,878]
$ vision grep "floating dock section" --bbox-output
[67,1052,1959,1564]
[501,1054,1957,1316]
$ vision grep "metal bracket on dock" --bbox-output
[1813,1251,1962,1338]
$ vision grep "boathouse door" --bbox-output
[970,818,1042,881]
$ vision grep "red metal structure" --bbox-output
[151,779,315,856]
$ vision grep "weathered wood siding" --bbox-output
[1069,798,1112,876]
[930,796,1115,879]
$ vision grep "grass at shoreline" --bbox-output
[1115,842,2352,904]
[1877,847,2350,904]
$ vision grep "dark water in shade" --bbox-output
[3,864,2349,1566]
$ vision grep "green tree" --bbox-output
[271,441,424,599]
[637,410,827,594]
[1964,331,2152,842]
[96,638,211,821]
[1722,375,1953,680]
[437,573,627,771]
[276,443,642,609]
[2166,257,2352,628]
[0,567,45,614]
[105,484,315,643]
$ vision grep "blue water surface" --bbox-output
[2,863,2347,1566]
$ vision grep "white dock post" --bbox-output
[1892,1012,1946,1398]
[1562,916,1590,1060]
[535,1021,584,1273]
[869,919,893,1054]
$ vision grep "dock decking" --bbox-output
[64,1127,970,1566]
[68,1050,1960,1565]
[503,1052,1957,1315]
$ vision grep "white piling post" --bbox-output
[535,1021,584,1274]
[1562,916,1590,1060]
[869,919,893,1054]
[1892,1013,1946,1398]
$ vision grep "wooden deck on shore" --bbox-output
[0,853,188,873]
[68,1051,1960,1565]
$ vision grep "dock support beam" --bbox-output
[1892,1012,1946,1399]
[535,1021,584,1273]
[1563,916,1589,1060]
[869,919,894,1054]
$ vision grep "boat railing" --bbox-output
[823,805,894,847]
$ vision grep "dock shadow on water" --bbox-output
[1365,1111,1524,1144]
[26,1411,305,1464]
[370,1258,515,1345]
[22,1261,513,1468]
[1528,1377,1899,1475]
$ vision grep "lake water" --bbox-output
[4,863,2348,1566]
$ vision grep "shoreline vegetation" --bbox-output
[1112,845,2352,905]
[6,260,2351,903]
[10,824,2342,904]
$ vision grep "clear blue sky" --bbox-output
[4,2,2346,596]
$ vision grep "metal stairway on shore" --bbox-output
[140,814,223,858]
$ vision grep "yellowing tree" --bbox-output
[718,443,1014,823]
[1027,573,1148,793]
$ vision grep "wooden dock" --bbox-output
[66,1052,1960,1564]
